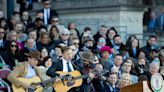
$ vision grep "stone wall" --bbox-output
[0,0,7,18]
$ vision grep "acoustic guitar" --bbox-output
[12,76,43,92]
[53,70,88,92]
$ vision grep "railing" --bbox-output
[127,30,164,48]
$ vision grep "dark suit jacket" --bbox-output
[46,59,82,78]
[40,8,58,24]
[104,83,120,92]
[0,39,7,52]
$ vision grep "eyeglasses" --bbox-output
[83,60,90,62]
[71,49,76,51]
[73,43,79,45]
[11,45,17,47]
[52,20,58,22]
[0,32,4,34]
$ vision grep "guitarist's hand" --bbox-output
[67,76,73,81]
[88,73,95,80]
[55,77,61,82]
[22,83,32,89]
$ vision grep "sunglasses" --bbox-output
[11,45,17,47]
[44,3,50,5]
[62,34,69,36]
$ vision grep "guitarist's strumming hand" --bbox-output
[88,72,95,80]
[55,77,61,82]
[21,82,32,89]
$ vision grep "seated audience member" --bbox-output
[135,57,148,76]
[67,22,80,40]
[159,49,164,66]
[127,38,140,62]
[70,37,80,51]
[111,65,119,74]
[142,61,160,81]
[99,46,113,71]
[121,60,138,84]
[80,36,95,52]
[113,54,123,78]
[92,63,108,92]
[141,35,158,60]
[55,28,71,46]
[69,44,81,65]
[105,72,120,92]
[50,45,62,62]
[37,32,54,53]
[106,27,117,48]
[7,51,42,89]
[160,66,164,79]
[93,25,108,42]
[40,48,49,62]
[38,56,53,92]
[2,40,25,70]
[96,37,107,50]
[118,73,132,88]
[23,37,37,53]
[49,25,60,41]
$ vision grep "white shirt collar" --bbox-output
[62,58,74,72]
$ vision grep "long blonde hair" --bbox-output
[118,73,132,88]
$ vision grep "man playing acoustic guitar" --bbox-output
[47,46,84,92]
[7,51,42,92]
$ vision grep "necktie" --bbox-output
[160,15,164,30]
[67,62,72,72]
[113,87,116,92]
[44,9,48,26]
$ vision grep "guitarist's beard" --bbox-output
[83,63,95,69]
[83,63,90,68]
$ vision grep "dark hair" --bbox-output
[113,34,120,40]
[35,18,43,23]
[149,35,157,40]
[39,56,51,66]
[129,38,140,49]
[61,46,70,54]
[84,27,91,32]
[107,27,117,35]
[49,26,59,40]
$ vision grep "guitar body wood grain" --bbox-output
[12,76,43,92]
[54,70,83,92]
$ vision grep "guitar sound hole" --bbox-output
[66,80,75,87]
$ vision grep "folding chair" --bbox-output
[0,69,11,92]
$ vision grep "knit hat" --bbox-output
[100,46,112,54]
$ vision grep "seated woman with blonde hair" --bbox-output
[118,73,132,88]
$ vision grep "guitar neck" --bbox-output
[73,74,88,80]
[34,77,57,86]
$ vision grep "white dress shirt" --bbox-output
[62,58,74,72]
[25,64,36,78]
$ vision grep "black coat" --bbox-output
[40,8,58,24]
[46,59,82,78]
